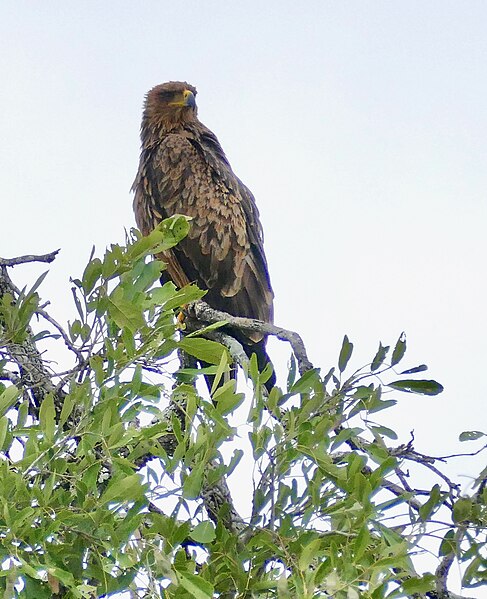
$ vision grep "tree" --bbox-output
[0,216,485,598]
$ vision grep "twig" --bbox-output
[36,307,84,361]
[431,445,487,460]
[0,250,60,267]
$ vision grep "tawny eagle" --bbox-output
[132,81,274,388]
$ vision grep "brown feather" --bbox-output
[132,81,274,363]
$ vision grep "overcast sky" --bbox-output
[1,2,486,589]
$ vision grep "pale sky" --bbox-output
[1,2,486,587]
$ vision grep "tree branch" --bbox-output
[0,265,62,414]
[0,250,60,267]
[186,300,313,375]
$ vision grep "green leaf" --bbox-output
[226,449,243,477]
[177,570,214,599]
[159,284,205,311]
[400,364,427,375]
[69,319,82,341]
[23,576,52,599]
[131,216,192,260]
[463,554,486,587]
[323,367,335,386]
[39,394,56,443]
[338,335,353,373]
[32,329,59,342]
[133,259,163,293]
[289,368,321,394]
[185,320,227,338]
[90,355,105,386]
[370,425,398,440]
[18,559,43,580]
[439,529,455,556]
[210,349,231,394]
[401,574,435,594]
[298,537,322,570]
[59,394,75,427]
[387,379,443,396]
[160,214,192,246]
[107,296,145,332]
[452,497,473,523]
[331,427,362,450]
[353,525,371,561]
[128,229,165,260]
[391,332,406,366]
[0,385,19,416]
[0,416,9,451]
[419,484,442,521]
[190,521,216,544]
[287,353,297,389]
[459,430,485,442]
[178,337,228,365]
[101,474,143,504]
[182,464,204,499]
[371,342,389,372]
[82,258,103,293]
[26,270,49,297]
[213,381,245,415]
[46,566,76,587]
[71,286,85,320]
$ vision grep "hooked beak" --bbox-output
[182,89,196,108]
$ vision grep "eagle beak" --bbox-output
[183,90,196,108]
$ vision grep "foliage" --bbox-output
[0,217,485,598]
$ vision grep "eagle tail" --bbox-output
[201,338,275,397]
[242,339,276,393]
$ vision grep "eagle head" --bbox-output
[143,81,198,132]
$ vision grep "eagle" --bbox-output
[132,81,275,390]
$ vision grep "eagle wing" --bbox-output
[133,131,274,341]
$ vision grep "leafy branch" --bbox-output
[0,218,484,598]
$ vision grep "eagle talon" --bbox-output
[176,309,186,330]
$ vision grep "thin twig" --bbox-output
[431,445,487,460]
[35,307,84,361]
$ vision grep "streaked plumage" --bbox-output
[132,81,274,386]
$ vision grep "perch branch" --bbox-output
[186,300,313,375]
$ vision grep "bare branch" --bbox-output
[431,524,470,598]
[0,250,60,267]
[201,460,247,535]
[187,300,313,375]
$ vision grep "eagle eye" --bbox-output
[159,90,174,101]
